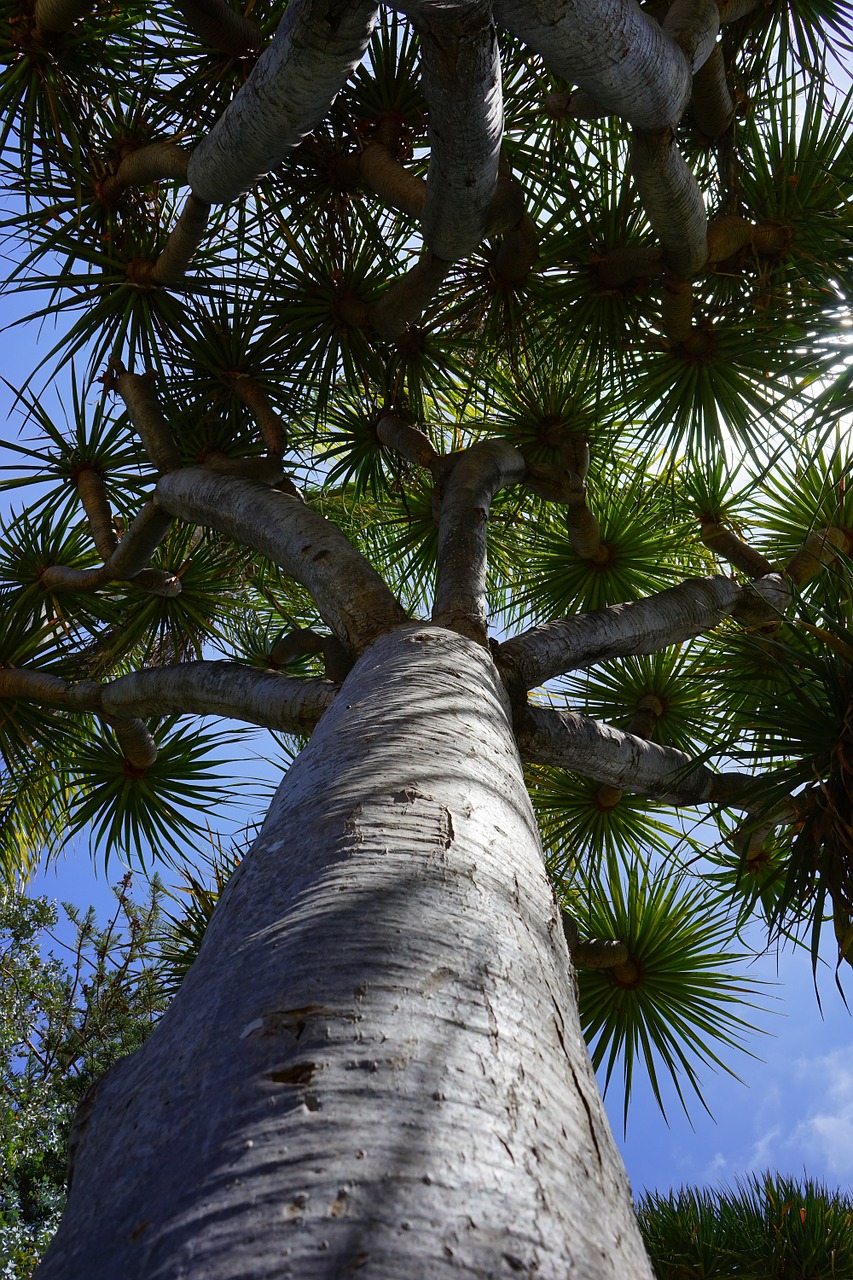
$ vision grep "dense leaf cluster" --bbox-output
[1,0,853,1136]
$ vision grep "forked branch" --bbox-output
[155,468,409,653]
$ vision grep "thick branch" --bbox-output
[39,502,178,595]
[108,502,175,581]
[99,714,158,771]
[706,215,790,263]
[699,517,775,578]
[660,276,694,342]
[358,138,426,218]
[109,371,182,473]
[229,375,288,457]
[631,129,708,279]
[593,693,664,808]
[173,0,261,53]
[594,245,664,288]
[370,253,452,339]
[691,42,734,140]
[786,527,853,586]
[32,0,91,32]
[0,670,72,706]
[493,0,691,131]
[74,468,117,560]
[662,0,719,73]
[100,143,190,204]
[375,413,439,467]
[0,671,157,769]
[155,469,408,653]
[403,0,503,261]
[517,703,752,806]
[187,0,379,204]
[498,575,744,690]
[80,663,338,735]
[432,440,526,644]
[147,195,211,287]
[494,212,540,285]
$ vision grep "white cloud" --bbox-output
[778,1049,853,1177]
[746,1125,784,1171]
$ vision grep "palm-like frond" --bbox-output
[64,717,254,866]
[572,860,769,1126]
[638,1173,853,1280]
[520,467,706,620]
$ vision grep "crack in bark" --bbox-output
[568,1062,603,1174]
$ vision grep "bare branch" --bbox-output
[493,0,691,131]
[0,670,157,768]
[691,43,734,140]
[631,129,708,279]
[108,370,182,473]
[173,0,261,53]
[93,663,338,735]
[699,517,775,578]
[40,501,178,596]
[74,468,117,560]
[99,714,158,771]
[100,142,190,204]
[187,0,379,204]
[432,440,526,644]
[401,0,502,261]
[32,0,91,32]
[371,254,452,339]
[517,702,752,807]
[155,468,408,653]
[786,528,853,586]
[498,575,744,690]
[662,0,719,73]
[375,413,440,467]
[228,375,288,458]
[148,195,212,286]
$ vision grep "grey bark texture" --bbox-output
[497,574,744,690]
[432,439,527,643]
[492,0,691,130]
[37,625,652,1280]
[631,129,708,279]
[188,0,379,202]
[517,703,753,806]
[155,468,409,652]
[409,0,504,260]
[95,662,338,735]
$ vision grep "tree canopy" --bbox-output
[2,0,853,1265]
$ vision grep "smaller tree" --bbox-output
[0,877,167,1278]
[638,1173,853,1280]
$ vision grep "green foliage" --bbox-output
[0,879,168,1277]
[637,1173,853,1280]
[569,860,769,1127]
[0,0,853,1170]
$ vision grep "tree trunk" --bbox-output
[37,624,652,1280]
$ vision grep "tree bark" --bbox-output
[188,0,379,203]
[405,0,503,261]
[497,575,744,690]
[37,624,652,1280]
[492,0,691,131]
[517,703,753,806]
[155,468,409,653]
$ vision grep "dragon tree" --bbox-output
[1,0,853,1272]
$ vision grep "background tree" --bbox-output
[638,1174,853,1279]
[0,879,167,1278]
[0,0,852,1273]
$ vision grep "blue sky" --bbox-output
[3,262,852,1206]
